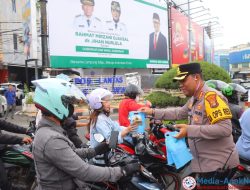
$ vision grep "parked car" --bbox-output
[0,88,7,117]
[0,83,24,105]
[240,81,250,102]
[232,78,245,85]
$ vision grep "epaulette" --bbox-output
[95,17,101,21]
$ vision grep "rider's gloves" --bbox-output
[63,117,76,130]
[121,162,140,177]
[94,142,110,155]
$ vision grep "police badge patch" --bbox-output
[205,93,218,108]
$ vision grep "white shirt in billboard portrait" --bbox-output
[74,14,102,32]
[105,20,127,37]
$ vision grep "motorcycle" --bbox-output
[231,157,250,189]
[116,120,183,190]
[85,120,183,189]
[86,131,169,190]
[1,120,37,190]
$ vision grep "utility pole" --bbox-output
[188,0,192,62]
[167,0,172,68]
[39,0,49,68]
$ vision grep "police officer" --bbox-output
[139,63,239,189]
[74,0,102,31]
[105,1,127,36]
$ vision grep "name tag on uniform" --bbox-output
[205,91,232,124]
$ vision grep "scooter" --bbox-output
[2,144,37,190]
[231,157,250,189]
[86,131,166,190]
[116,120,183,190]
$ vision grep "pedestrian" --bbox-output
[139,62,239,189]
[4,84,16,120]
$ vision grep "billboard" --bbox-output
[171,7,204,66]
[229,49,250,64]
[48,0,169,69]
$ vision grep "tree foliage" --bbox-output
[146,91,188,108]
[155,61,231,89]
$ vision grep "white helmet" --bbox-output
[87,88,113,110]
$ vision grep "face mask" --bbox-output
[135,96,140,102]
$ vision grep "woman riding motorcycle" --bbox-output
[32,78,139,190]
[88,88,138,148]
[236,108,250,160]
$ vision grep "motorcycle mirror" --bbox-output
[93,133,105,143]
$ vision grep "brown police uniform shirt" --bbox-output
[154,84,239,173]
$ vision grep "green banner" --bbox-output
[76,46,129,54]
[50,56,169,68]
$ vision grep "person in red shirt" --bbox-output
[119,84,151,127]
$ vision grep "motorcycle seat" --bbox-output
[122,139,134,149]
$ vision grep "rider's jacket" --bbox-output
[154,84,239,173]
[33,117,123,190]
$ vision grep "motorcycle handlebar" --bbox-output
[153,123,180,134]
[164,124,180,132]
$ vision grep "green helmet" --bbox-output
[32,78,86,120]
[222,85,233,97]
[206,82,216,89]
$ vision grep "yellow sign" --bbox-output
[205,91,232,124]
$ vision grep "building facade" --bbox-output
[0,0,42,84]
[229,44,250,79]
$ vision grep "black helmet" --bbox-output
[124,84,143,99]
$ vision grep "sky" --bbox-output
[202,0,250,49]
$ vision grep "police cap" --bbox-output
[173,62,202,81]
[81,0,95,6]
[111,1,121,12]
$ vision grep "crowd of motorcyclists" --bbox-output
[0,62,250,190]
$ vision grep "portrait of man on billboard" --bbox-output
[105,1,127,36]
[74,0,102,31]
[148,13,168,60]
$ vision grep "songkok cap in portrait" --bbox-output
[111,1,121,12]
[153,13,160,21]
[81,0,95,6]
